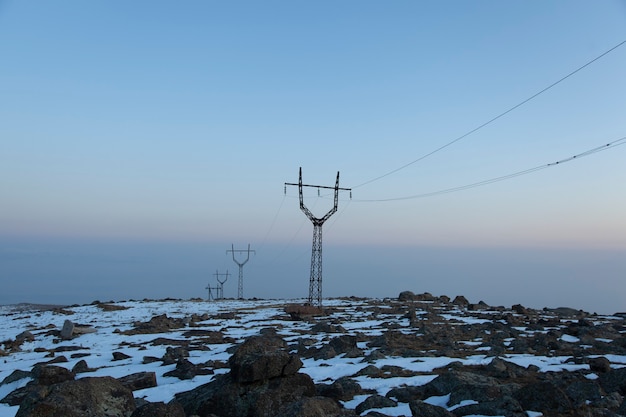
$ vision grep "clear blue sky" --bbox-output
[1,1,625,313]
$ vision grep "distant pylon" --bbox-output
[285,167,351,307]
[227,244,255,299]
[214,269,230,300]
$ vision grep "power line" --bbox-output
[353,39,626,189]
[353,136,626,202]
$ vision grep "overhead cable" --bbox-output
[353,39,626,189]
[353,136,626,202]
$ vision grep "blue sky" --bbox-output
[1,1,625,312]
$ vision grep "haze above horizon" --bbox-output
[1,1,625,313]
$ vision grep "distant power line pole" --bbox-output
[214,269,229,300]
[285,167,351,307]
[227,244,255,299]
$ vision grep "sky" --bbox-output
[1,1,626,313]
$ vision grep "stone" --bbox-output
[599,367,626,395]
[31,365,74,386]
[112,351,132,361]
[15,376,135,417]
[229,334,302,383]
[451,395,524,417]
[60,320,74,339]
[71,359,95,374]
[514,381,572,414]
[398,291,416,301]
[15,331,35,342]
[161,346,188,365]
[408,400,456,417]
[589,356,612,373]
[163,358,213,380]
[421,370,513,406]
[317,377,364,401]
[0,370,32,386]
[118,371,157,391]
[175,372,316,417]
[275,396,348,417]
[131,401,185,417]
[355,394,397,414]
[452,295,469,306]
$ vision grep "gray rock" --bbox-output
[275,396,349,417]
[131,401,185,417]
[229,334,302,383]
[60,320,74,340]
[355,394,397,415]
[408,400,455,417]
[590,356,612,373]
[15,376,135,417]
[0,370,31,386]
[118,371,157,391]
[514,381,572,414]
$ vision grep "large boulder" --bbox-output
[15,376,135,417]
[175,333,317,417]
[513,381,572,414]
[229,334,302,383]
[175,372,316,417]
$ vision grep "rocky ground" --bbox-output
[1,292,626,416]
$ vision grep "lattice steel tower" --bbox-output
[227,244,255,299]
[285,167,351,307]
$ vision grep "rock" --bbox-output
[512,304,528,315]
[112,351,132,361]
[421,370,517,406]
[1,369,32,386]
[0,384,49,407]
[60,320,75,339]
[131,401,185,417]
[285,304,324,320]
[329,335,363,358]
[71,359,95,374]
[229,334,302,383]
[408,400,455,417]
[398,291,416,301]
[514,381,572,414]
[163,358,213,380]
[15,331,35,342]
[31,365,74,386]
[318,377,364,401]
[161,346,189,365]
[566,380,602,408]
[386,385,425,403]
[175,372,316,417]
[118,371,157,391]
[175,332,317,417]
[452,395,524,417]
[484,356,532,379]
[15,376,135,417]
[355,394,397,415]
[599,367,626,394]
[123,314,186,335]
[589,356,612,373]
[310,321,346,333]
[452,295,469,306]
[275,396,348,417]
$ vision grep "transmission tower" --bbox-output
[227,244,255,299]
[284,167,351,307]
[214,270,230,300]
[209,270,228,300]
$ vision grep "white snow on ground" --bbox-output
[0,298,623,417]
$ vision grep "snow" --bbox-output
[0,297,621,417]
